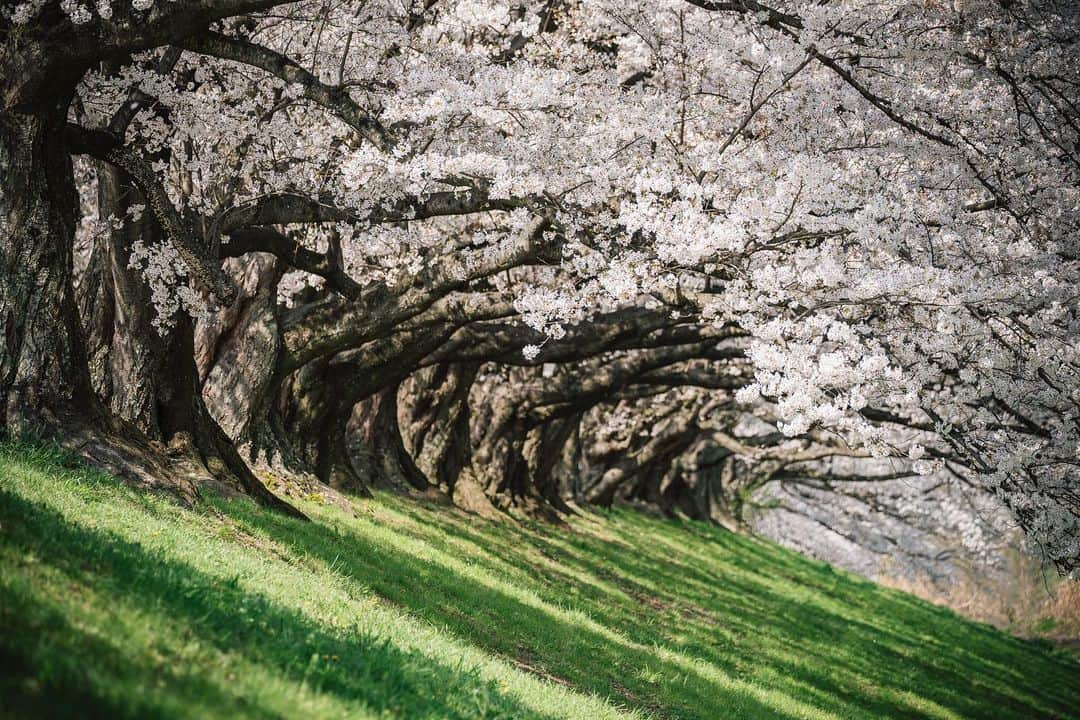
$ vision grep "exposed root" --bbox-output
[51,413,307,520]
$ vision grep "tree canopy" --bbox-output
[1,0,1077,571]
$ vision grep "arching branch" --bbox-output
[180,31,392,150]
[65,123,235,304]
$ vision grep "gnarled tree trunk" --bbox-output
[0,87,299,514]
[454,373,566,520]
[522,415,579,515]
[0,98,198,500]
[74,164,303,515]
[349,384,432,493]
[400,362,478,493]
[1,103,95,434]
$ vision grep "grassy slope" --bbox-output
[0,443,1077,720]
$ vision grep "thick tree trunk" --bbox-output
[400,363,478,492]
[522,416,579,515]
[456,379,565,521]
[158,315,306,517]
[269,357,416,493]
[348,384,432,493]
[0,103,300,515]
[699,452,758,531]
[277,358,337,477]
[555,415,585,504]
[0,106,96,433]
[74,158,302,514]
[198,254,297,468]
[585,414,698,507]
[257,320,461,492]
[0,104,194,500]
[264,358,372,494]
[76,172,117,410]
[79,163,164,433]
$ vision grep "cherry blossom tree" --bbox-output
[2,0,1076,570]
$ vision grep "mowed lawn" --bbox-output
[0,442,1077,720]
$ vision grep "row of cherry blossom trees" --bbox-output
[2,0,1077,570]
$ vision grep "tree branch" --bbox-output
[224,227,363,300]
[65,123,235,303]
[180,31,392,151]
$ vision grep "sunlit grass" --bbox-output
[1,441,1076,719]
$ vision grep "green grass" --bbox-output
[0,442,1077,720]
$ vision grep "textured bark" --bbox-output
[454,372,565,520]
[0,104,95,433]
[199,254,286,453]
[0,96,194,503]
[0,62,192,500]
[554,415,585,503]
[81,165,163,434]
[266,326,453,489]
[579,418,768,528]
[522,416,580,514]
[269,357,320,460]
[158,314,306,517]
[399,363,478,492]
[75,170,303,516]
[585,412,700,507]
[77,173,117,409]
[693,448,771,531]
[628,441,702,518]
[0,81,299,515]
[348,385,432,493]
[269,356,372,493]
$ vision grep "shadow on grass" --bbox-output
[230,494,1078,720]
[3,462,1077,720]
[0,489,560,720]
[397,504,1080,719]
[0,581,268,720]
[227,500,820,720]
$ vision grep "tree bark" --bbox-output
[78,166,304,516]
[348,384,432,493]
[400,362,478,492]
[79,163,165,433]
[199,254,293,462]
[0,103,96,433]
[0,100,199,501]
[0,97,300,515]
[160,314,306,517]
[454,372,566,520]
[585,413,699,507]
[522,416,579,514]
